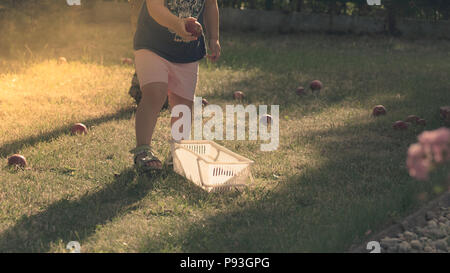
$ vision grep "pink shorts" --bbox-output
[134,49,199,101]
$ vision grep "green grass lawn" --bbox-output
[0,8,449,252]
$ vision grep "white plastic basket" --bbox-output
[171,140,254,192]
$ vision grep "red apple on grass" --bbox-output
[233,91,245,100]
[7,154,27,168]
[58,57,67,64]
[260,114,272,126]
[440,106,450,122]
[185,20,203,39]
[202,98,209,106]
[310,80,323,92]
[71,123,88,135]
[392,120,409,130]
[417,118,427,126]
[121,58,134,65]
[372,105,387,117]
[296,86,306,96]
[405,115,420,123]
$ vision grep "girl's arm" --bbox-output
[203,0,219,40]
[203,0,221,62]
[146,0,197,41]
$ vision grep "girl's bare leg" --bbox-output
[168,92,193,138]
[135,82,168,168]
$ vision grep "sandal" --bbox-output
[130,145,162,171]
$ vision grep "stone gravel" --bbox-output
[380,206,450,253]
[348,192,450,253]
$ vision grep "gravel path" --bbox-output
[349,191,450,253]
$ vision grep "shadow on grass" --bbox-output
[0,106,136,158]
[0,163,246,252]
[139,118,444,253]
[0,168,151,252]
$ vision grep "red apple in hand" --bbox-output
[185,20,203,39]
[71,123,88,135]
[7,154,27,168]
[372,105,387,117]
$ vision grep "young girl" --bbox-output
[130,0,220,171]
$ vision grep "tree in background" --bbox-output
[218,0,449,21]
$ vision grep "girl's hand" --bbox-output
[169,17,198,42]
[207,39,221,62]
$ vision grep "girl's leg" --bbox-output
[168,91,193,137]
[135,82,168,168]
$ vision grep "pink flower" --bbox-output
[418,127,450,164]
[406,143,431,181]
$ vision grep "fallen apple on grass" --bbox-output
[296,86,306,96]
[392,120,409,130]
[440,106,450,124]
[310,80,323,92]
[7,154,27,168]
[260,114,272,126]
[372,105,387,117]
[233,91,245,100]
[58,57,67,64]
[417,118,427,126]
[71,123,88,135]
[440,106,450,118]
[404,115,426,126]
[405,115,420,123]
[202,98,209,106]
[121,58,134,65]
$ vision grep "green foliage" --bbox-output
[0,0,448,21]
[218,0,449,21]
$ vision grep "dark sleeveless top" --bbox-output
[133,0,206,63]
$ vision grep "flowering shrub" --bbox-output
[407,127,450,181]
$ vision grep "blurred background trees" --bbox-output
[0,0,448,21]
[0,0,448,41]
[219,0,449,21]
